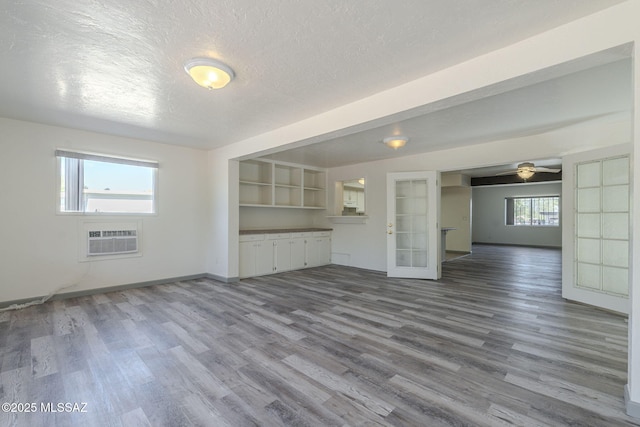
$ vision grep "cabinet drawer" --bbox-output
[267,233,291,240]
[291,232,313,238]
[313,231,331,237]
[239,234,265,242]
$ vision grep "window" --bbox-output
[506,196,559,226]
[56,150,158,214]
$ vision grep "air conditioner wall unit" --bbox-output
[80,221,142,261]
[87,229,138,256]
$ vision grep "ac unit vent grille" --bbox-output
[87,229,138,256]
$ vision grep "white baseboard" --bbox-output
[625,385,640,419]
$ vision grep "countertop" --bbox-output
[239,227,332,235]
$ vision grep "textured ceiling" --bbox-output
[0,0,627,152]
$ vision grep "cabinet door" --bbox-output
[274,238,292,272]
[317,237,331,266]
[239,241,256,278]
[255,241,275,276]
[306,236,331,267]
[290,238,306,270]
[356,190,365,213]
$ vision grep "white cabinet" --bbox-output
[271,233,293,273]
[305,231,332,267]
[239,231,331,278]
[289,233,307,270]
[343,188,365,213]
[239,235,274,278]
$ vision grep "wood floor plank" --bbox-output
[30,335,58,379]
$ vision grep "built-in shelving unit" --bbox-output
[239,159,327,209]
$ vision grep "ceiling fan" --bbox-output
[496,162,561,181]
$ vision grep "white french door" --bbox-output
[387,171,440,279]
[562,145,631,314]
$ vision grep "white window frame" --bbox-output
[56,149,158,216]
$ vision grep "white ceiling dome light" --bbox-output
[184,58,235,90]
[383,136,408,150]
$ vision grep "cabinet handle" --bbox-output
[388,223,393,227]
[387,230,393,235]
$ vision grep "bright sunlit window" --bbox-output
[56,150,158,214]
[506,196,559,226]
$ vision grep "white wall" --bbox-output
[472,182,562,247]
[0,118,209,303]
[441,186,472,252]
[239,207,326,230]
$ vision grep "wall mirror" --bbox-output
[340,178,366,215]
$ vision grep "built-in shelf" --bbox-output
[239,159,327,209]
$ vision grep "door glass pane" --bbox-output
[412,233,427,250]
[396,233,411,250]
[577,188,600,212]
[412,251,428,267]
[603,185,629,212]
[396,251,411,267]
[577,238,600,264]
[412,180,427,197]
[602,213,628,239]
[602,157,629,185]
[413,215,427,232]
[413,197,427,215]
[396,180,411,197]
[396,216,410,232]
[396,198,410,215]
[577,263,601,290]
[602,267,628,295]
[602,240,628,268]
[577,162,600,188]
[577,213,600,238]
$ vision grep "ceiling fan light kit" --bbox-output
[516,162,536,180]
[494,161,561,181]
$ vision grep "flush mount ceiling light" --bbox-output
[184,57,235,90]
[383,136,408,150]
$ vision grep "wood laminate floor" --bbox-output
[1,244,637,426]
